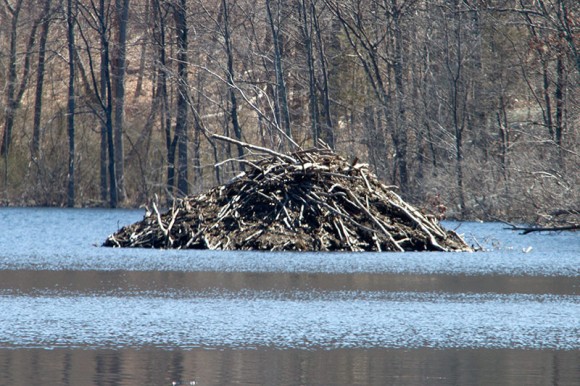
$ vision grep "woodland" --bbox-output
[0,0,578,225]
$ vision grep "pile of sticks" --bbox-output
[104,139,472,252]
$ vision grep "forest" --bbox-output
[0,0,578,223]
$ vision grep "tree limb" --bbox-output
[212,134,298,164]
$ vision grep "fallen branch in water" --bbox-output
[504,224,579,235]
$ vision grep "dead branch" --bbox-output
[212,134,298,164]
[504,224,579,235]
[104,145,473,252]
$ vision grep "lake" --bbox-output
[0,207,578,385]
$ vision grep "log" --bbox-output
[504,224,579,235]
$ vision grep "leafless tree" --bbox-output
[66,0,77,207]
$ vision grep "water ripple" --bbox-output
[1,291,578,350]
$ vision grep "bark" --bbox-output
[222,0,244,170]
[112,0,130,203]
[100,0,117,208]
[441,0,469,216]
[134,0,149,98]
[1,0,23,157]
[555,53,564,148]
[266,0,292,145]
[174,0,189,197]
[100,24,109,205]
[31,0,53,160]
[192,91,203,190]
[67,0,76,207]
[299,0,320,146]
[497,102,510,182]
[391,0,409,193]
[551,0,580,76]
[541,59,554,139]
[312,3,334,148]
[152,0,175,203]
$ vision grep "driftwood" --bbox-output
[104,142,472,252]
[502,209,579,235]
[503,224,579,235]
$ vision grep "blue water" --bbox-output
[1,208,578,276]
[1,291,578,350]
[0,207,578,385]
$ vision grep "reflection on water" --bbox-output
[1,270,578,295]
[0,208,579,385]
[1,348,578,386]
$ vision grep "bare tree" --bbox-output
[311,0,335,148]
[221,0,245,169]
[100,0,117,207]
[325,0,410,192]
[1,0,42,156]
[31,0,54,160]
[112,0,130,203]
[443,0,469,216]
[66,0,77,207]
[266,0,292,146]
[77,0,117,207]
[173,0,189,197]
[150,0,177,203]
[0,0,575,223]
[298,0,321,146]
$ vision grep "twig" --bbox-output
[212,134,298,164]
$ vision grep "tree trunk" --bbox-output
[1,0,22,158]
[554,0,580,76]
[391,0,409,193]
[66,0,76,207]
[555,52,565,169]
[497,108,509,184]
[174,0,189,197]
[299,0,320,146]
[328,1,408,189]
[266,0,292,146]
[134,0,149,98]
[100,68,109,204]
[222,0,244,170]
[31,0,52,160]
[312,3,334,148]
[152,0,175,203]
[541,59,554,139]
[100,0,117,208]
[112,0,130,204]
[192,95,203,190]
[2,0,40,156]
[448,0,467,215]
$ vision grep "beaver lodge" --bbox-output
[104,137,472,252]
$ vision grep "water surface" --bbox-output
[0,208,578,385]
